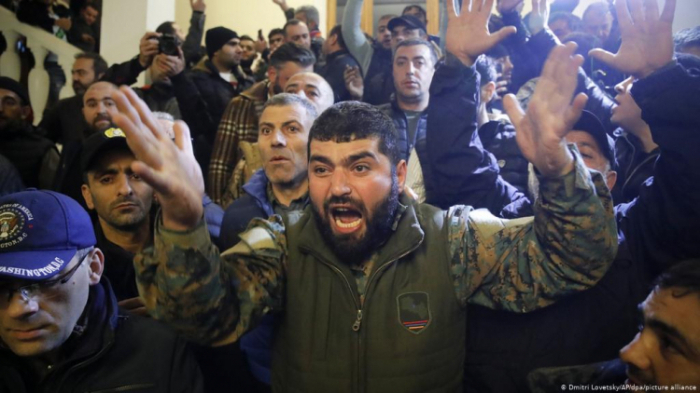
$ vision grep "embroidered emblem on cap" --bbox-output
[104,128,125,138]
[0,204,32,249]
[397,292,431,334]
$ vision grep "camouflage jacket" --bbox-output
[135,151,617,348]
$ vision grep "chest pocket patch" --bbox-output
[397,292,431,334]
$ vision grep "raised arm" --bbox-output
[449,21,617,311]
[341,0,374,74]
[111,87,285,346]
[425,0,524,213]
[182,0,207,66]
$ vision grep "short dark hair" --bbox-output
[296,5,320,27]
[263,93,318,122]
[654,259,700,299]
[329,25,346,50]
[393,39,438,66]
[309,102,400,165]
[583,1,611,20]
[269,42,316,70]
[402,5,427,22]
[75,52,108,78]
[475,56,498,86]
[82,3,98,12]
[268,28,285,41]
[240,35,254,43]
[674,26,700,53]
[283,19,306,36]
[156,21,176,36]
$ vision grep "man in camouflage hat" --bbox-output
[109,1,617,392]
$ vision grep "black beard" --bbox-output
[312,171,400,266]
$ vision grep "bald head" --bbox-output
[284,72,334,113]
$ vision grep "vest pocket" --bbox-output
[312,277,331,361]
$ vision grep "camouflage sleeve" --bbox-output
[134,213,287,346]
[448,146,617,312]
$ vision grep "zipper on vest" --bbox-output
[352,310,363,331]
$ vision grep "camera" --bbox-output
[158,34,180,56]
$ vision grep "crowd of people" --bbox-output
[1,0,699,391]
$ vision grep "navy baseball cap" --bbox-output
[0,190,96,281]
[387,15,427,34]
[81,127,129,174]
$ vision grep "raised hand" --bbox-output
[527,0,549,36]
[589,0,675,79]
[111,87,204,231]
[504,42,588,178]
[445,0,517,66]
[344,65,364,100]
[271,0,290,11]
[139,32,161,68]
[190,0,206,12]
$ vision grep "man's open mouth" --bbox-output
[330,206,363,230]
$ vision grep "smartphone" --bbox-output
[258,29,264,40]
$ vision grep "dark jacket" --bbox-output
[317,49,360,102]
[0,153,24,196]
[478,119,529,194]
[0,123,58,189]
[171,59,254,169]
[612,129,660,204]
[425,56,527,214]
[95,223,140,301]
[362,44,393,105]
[220,169,274,250]
[438,55,700,392]
[0,279,204,393]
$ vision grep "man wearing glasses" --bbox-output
[0,189,203,392]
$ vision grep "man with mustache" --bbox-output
[109,2,617,391]
[80,127,154,311]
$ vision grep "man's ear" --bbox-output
[267,66,277,83]
[481,81,497,103]
[87,248,105,285]
[396,159,407,193]
[19,106,31,120]
[605,170,618,191]
[81,184,95,210]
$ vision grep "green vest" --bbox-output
[271,199,465,393]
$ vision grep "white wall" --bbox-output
[175,0,328,45]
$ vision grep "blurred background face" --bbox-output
[285,23,311,49]
[583,9,612,42]
[284,73,334,114]
[240,39,256,62]
[215,38,243,68]
[269,33,285,53]
[72,58,97,96]
[611,77,645,131]
[391,26,423,49]
[271,61,314,94]
[377,17,393,50]
[402,6,427,26]
[82,83,118,132]
[0,89,29,131]
[258,104,313,188]
[550,18,573,40]
[393,44,435,103]
[81,6,99,26]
